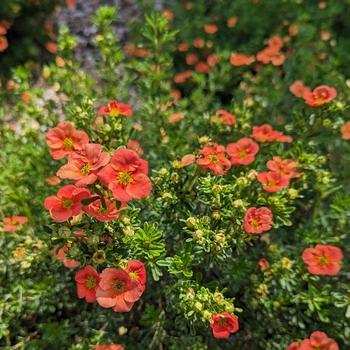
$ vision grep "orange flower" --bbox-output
[0,35,8,52]
[227,16,238,28]
[3,216,28,232]
[75,265,100,303]
[168,112,185,123]
[251,124,292,143]
[340,121,350,140]
[161,9,174,22]
[299,331,339,350]
[289,80,311,98]
[230,53,255,66]
[302,244,343,276]
[93,344,124,350]
[268,35,284,50]
[210,312,239,339]
[257,258,270,271]
[186,53,199,65]
[46,41,58,54]
[303,85,337,107]
[127,140,144,155]
[257,171,289,192]
[52,244,80,269]
[211,109,236,126]
[243,207,273,234]
[204,23,218,34]
[207,53,220,67]
[193,38,205,48]
[266,156,299,179]
[196,144,231,175]
[226,137,259,166]
[195,61,210,73]
[98,100,133,117]
[178,42,189,52]
[174,70,193,84]
[46,176,61,186]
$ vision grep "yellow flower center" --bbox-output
[118,171,133,185]
[218,317,228,326]
[113,280,125,293]
[238,150,247,158]
[85,275,97,289]
[109,104,120,117]
[61,197,73,209]
[129,271,138,281]
[209,155,219,163]
[80,163,92,175]
[63,137,74,150]
[318,256,328,265]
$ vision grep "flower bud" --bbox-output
[186,217,197,227]
[123,227,134,236]
[281,257,293,269]
[212,184,222,193]
[212,211,221,220]
[287,188,299,199]
[93,250,106,264]
[214,232,225,243]
[193,229,204,240]
[199,136,210,145]
[194,301,203,311]
[233,199,244,207]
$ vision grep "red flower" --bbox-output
[287,342,300,350]
[75,265,100,303]
[98,149,151,202]
[196,144,231,175]
[210,312,239,339]
[257,258,270,271]
[243,207,273,234]
[98,100,133,117]
[226,137,259,166]
[340,121,350,140]
[46,121,89,160]
[52,244,80,268]
[96,268,144,312]
[204,23,218,34]
[303,85,337,107]
[3,216,27,231]
[211,110,236,126]
[57,144,110,187]
[266,156,299,179]
[93,345,124,350]
[257,171,289,192]
[126,260,147,292]
[44,185,91,222]
[299,331,339,350]
[83,198,126,222]
[251,124,283,143]
[289,80,311,98]
[230,53,255,66]
[302,244,343,275]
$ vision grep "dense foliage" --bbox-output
[1,1,350,349]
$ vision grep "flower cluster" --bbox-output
[75,261,146,312]
[287,331,339,350]
[43,103,150,315]
[289,81,337,107]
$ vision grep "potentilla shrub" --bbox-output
[0,0,65,78]
[1,4,350,350]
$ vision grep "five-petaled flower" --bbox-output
[83,198,126,222]
[289,80,311,98]
[230,53,255,66]
[98,100,133,117]
[196,143,231,175]
[340,121,350,140]
[57,143,110,187]
[75,265,100,303]
[96,268,144,312]
[303,85,337,107]
[211,110,236,126]
[44,184,91,222]
[243,207,273,234]
[266,156,299,179]
[226,137,259,166]
[257,171,289,192]
[210,312,239,339]
[3,216,28,231]
[302,244,343,275]
[46,121,89,160]
[251,124,292,143]
[52,244,80,269]
[98,149,151,202]
[126,260,147,293]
